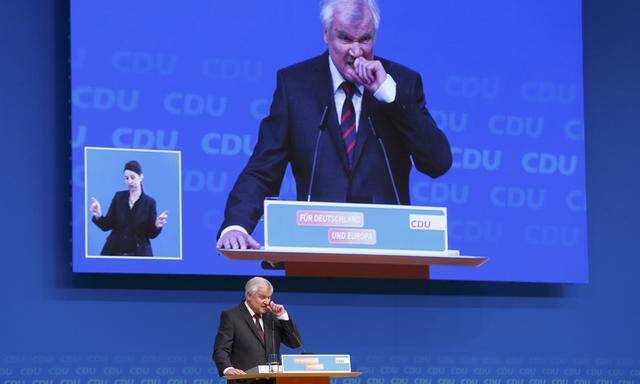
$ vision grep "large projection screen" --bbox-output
[71,0,587,283]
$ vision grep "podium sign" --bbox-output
[281,354,351,373]
[264,200,448,256]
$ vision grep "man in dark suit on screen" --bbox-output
[212,277,301,376]
[217,0,452,250]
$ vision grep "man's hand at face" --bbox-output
[217,230,261,250]
[267,301,286,317]
[345,57,387,94]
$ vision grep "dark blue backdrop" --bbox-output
[2,1,640,383]
[69,0,587,283]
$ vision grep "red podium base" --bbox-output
[285,261,428,279]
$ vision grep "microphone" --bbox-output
[288,321,310,354]
[306,105,329,202]
[367,116,401,205]
[273,313,311,358]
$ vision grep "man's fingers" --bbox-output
[247,235,261,249]
[354,57,369,82]
[356,60,368,84]
[361,61,373,84]
[217,231,258,250]
[344,63,364,86]
[237,235,247,250]
[159,210,168,218]
[364,62,376,84]
[226,368,246,375]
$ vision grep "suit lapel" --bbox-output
[240,303,265,347]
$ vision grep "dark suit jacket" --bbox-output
[92,190,161,256]
[212,302,301,376]
[220,52,452,235]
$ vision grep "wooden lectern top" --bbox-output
[225,372,361,380]
[219,248,487,267]
[226,371,361,384]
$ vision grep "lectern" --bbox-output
[219,200,488,279]
[225,372,361,384]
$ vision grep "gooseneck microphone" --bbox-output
[288,321,309,354]
[367,116,401,205]
[273,315,310,359]
[306,104,329,202]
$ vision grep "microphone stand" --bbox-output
[306,105,329,202]
[368,116,401,205]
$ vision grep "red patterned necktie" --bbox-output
[340,81,357,168]
[253,314,264,342]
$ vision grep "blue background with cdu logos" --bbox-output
[3,1,640,384]
[70,0,585,282]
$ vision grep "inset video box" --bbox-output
[281,354,351,373]
[264,200,448,255]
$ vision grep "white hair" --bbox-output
[244,276,273,298]
[320,0,381,32]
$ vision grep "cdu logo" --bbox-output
[164,92,227,117]
[103,367,123,375]
[412,182,469,205]
[183,170,229,193]
[431,110,468,133]
[488,115,544,138]
[521,81,577,104]
[564,120,584,141]
[112,51,177,75]
[201,133,254,156]
[452,147,502,171]
[72,86,139,111]
[566,190,587,212]
[112,128,179,149]
[409,214,446,231]
[524,225,580,247]
[445,76,500,99]
[250,98,271,120]
[490,187,546,209]
[72,125,87,148]
[201,58,263,82]
[521,153,578,175]
[449,220,503,242]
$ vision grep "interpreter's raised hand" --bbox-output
[267,301,286,317]
[155,210,168,228]
[350,57,387,94]
[216,230,261,250]
[90,197,102,218]
[225,368,246,375]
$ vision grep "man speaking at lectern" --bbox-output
[217,0,452,250]
[213,277,301,376]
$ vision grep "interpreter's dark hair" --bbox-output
[124,160,143,175]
